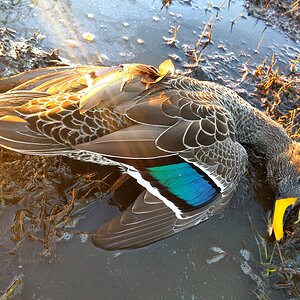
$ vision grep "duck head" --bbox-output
[267,141,300,240]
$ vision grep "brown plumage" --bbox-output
[0,60,298,250]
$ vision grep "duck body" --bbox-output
[0,61,299,250]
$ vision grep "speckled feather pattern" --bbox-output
[25,99,133,147]
[0,62,298,250]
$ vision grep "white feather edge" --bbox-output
[192,162,225,193]
[125,165,184,219]
[125,162,226,221]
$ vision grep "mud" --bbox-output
[245,0,300,43]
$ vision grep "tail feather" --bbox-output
[0,115,71,154]
[0,91,50,117]
[0,66,75,93]
[0,61,174,157]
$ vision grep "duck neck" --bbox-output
[266,141,300,193]
[236,107,292,158]
[223,95,293,159]
[232,103,295,193]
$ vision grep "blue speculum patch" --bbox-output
[147,162,218,207]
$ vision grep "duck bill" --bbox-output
[272,197,298,241]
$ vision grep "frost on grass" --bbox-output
[240,249,251,261]
[237,249,268,299]
[206,246,228,265]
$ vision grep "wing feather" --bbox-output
[76,124,170,159]
[93,189,234,250]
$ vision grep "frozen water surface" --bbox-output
[0,0,299,299]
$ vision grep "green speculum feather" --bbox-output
[147,162,218,207]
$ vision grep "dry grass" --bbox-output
[245,0,300,42]
[252,0,299,17]
[252,54,300,140]
[249,213,300,298]
[160,0,172,10]
[0,150,112,257]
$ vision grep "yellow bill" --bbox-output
[271,197,297,240]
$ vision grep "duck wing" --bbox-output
[0,65,114,93]
[78,86,248,249]
[0,62,171,154]
[92,189,234,250]
[0,62,248,249]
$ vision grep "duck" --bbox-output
[0,60,299,250]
